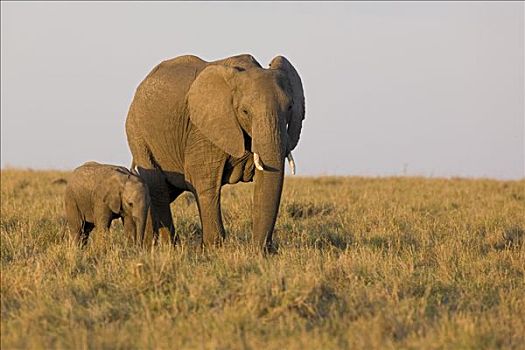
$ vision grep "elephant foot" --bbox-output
[264,241,279,256]
[157,227,173,246]
[202,232,225,249]
[142,230,154,249]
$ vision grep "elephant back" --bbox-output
[129,54,260,122]
[212,54,262,71]
[133,56,207,117]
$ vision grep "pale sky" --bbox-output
[1,2,524,179]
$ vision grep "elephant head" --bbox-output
[187,56,305,250]
[104,171,151,244]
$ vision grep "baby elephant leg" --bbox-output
[81,222,95,246]
[91,205,113,246]
[65,190,84,246]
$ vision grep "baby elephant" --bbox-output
[65,161,150,246]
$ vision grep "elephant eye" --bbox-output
[242,109,249,115]
[128,202,133,207]
[288,105,292,111]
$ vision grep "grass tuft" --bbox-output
[1,170,524,349]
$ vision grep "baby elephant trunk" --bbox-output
[124,179,150,245]
[133,189,150,245]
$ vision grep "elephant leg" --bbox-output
[186,156,227,248]
[92,205,113,246]
[167,187,184,245]
[66,209,83,245]
[153,198,175,246]
[81,222,94,247]
[141,171,176,246]
[65,191,85,246]
[94,207,113,231]
[65,191,95,247]
[194,187,225,248]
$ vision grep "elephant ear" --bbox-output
[187,65,245,158]
[269,56,305,152]
[102,174,123,214]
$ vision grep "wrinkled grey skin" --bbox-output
[126,54,305,252]
[65,162,151,246]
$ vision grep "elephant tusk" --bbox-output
[254,153,265,171]
[287,152,296,175]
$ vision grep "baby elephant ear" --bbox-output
[103,175,122,214]
[187,65,245,158]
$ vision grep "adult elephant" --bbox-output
[125,54,305,251]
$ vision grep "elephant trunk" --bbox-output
[135,215,147,245]
[251,115,287,252]
[252,163,285,251]
[133,199,149,245]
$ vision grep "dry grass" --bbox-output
[1,169,524,349]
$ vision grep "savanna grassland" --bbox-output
[1,169,524,349]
